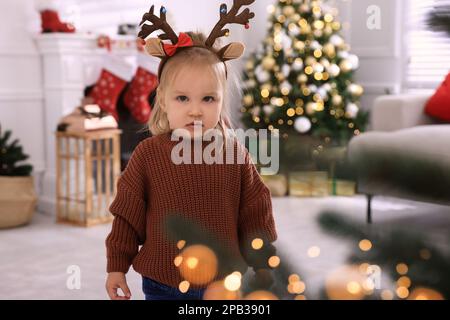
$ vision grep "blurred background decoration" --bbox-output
[242,0,367,197]
[0,127,37,229]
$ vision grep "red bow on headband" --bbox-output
[163,32,194,57]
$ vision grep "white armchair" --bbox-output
[371,94,436,132]
[348,94,450,223]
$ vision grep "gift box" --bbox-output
[57,104,118,134]
[328,179,356,196]
[289,171,329,197]
[261,174,288,197]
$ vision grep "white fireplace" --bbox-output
[34,33,137,215]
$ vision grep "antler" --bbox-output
[138,5,178,44]
[205,0,256,48]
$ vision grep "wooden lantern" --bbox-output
[55,129,122,227]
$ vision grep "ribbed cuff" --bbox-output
[107,255,132,273]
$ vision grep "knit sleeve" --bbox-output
[238,149,278,271]
[105,141,148,273]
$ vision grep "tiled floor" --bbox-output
[1,195,449,300]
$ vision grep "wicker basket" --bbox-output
[0,176,37,229]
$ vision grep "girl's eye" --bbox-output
[203,96,215,103]
[176,96,188,102]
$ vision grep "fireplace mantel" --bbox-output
[34,33,137,215]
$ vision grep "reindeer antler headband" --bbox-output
[138,0,256,79]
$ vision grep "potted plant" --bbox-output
[0,127,37,228]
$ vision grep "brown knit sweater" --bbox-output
[105,131,277,289]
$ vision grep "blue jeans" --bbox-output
[142,276,205,300]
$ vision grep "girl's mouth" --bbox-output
[186,121,204,129]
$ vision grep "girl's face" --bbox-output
[160,63,224,139]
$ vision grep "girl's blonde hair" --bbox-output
[147,32,236,138]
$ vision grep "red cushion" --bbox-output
[425,72,450,122]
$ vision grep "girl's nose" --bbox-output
[188,106,203,117]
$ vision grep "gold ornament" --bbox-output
[313,29,323,38]
[302,87,311,96]
[276,72,285,82]
[348,84,364,97]
[312,6,321,16]
[323,43,336,57]
[245,60,254,71]
[262,56,276,70]
[324,14,334,23]
[283,5,295,17]
[261,88,270,98]
[313,20,325,30]
[305,56,316,66]
[314,49,323,58]
[306,102,316,115]
[277,15,286,23]
[294,40,305,51]
[304,66,314,75]
[297,74,308,83]
[243,94,254,106]
[320,58,330,68]
[324,25,333,35]
[300,4,310,13]
[332,21,341,31]
[332,95,343,106]
[339,60,353,73]
[300,24,311,35]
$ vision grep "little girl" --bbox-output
[105,2,277,300]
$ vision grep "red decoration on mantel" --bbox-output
[96,35,146,52]
[97,35,112,51]
[40,9,76,33]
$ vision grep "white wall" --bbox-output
[0,0,45,196]
[335,0,405,114]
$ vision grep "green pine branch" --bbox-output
[0,127,33,176]
[318,211,450,299]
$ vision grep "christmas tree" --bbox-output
[241,0,368,170]
[0,127,33,176]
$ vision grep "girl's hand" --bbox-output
[106,272,132,300]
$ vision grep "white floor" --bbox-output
[1,195,449,300]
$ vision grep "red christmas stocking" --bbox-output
[123,54,159,123]
[88,56,134,121]
[40,10,75,33]
[37,1,76,33]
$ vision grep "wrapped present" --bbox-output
[57,104,118,134]
[328,179,356,196]
[289,171,329,197]
[261,174,288,197]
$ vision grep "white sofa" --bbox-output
[348,94,450,223]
